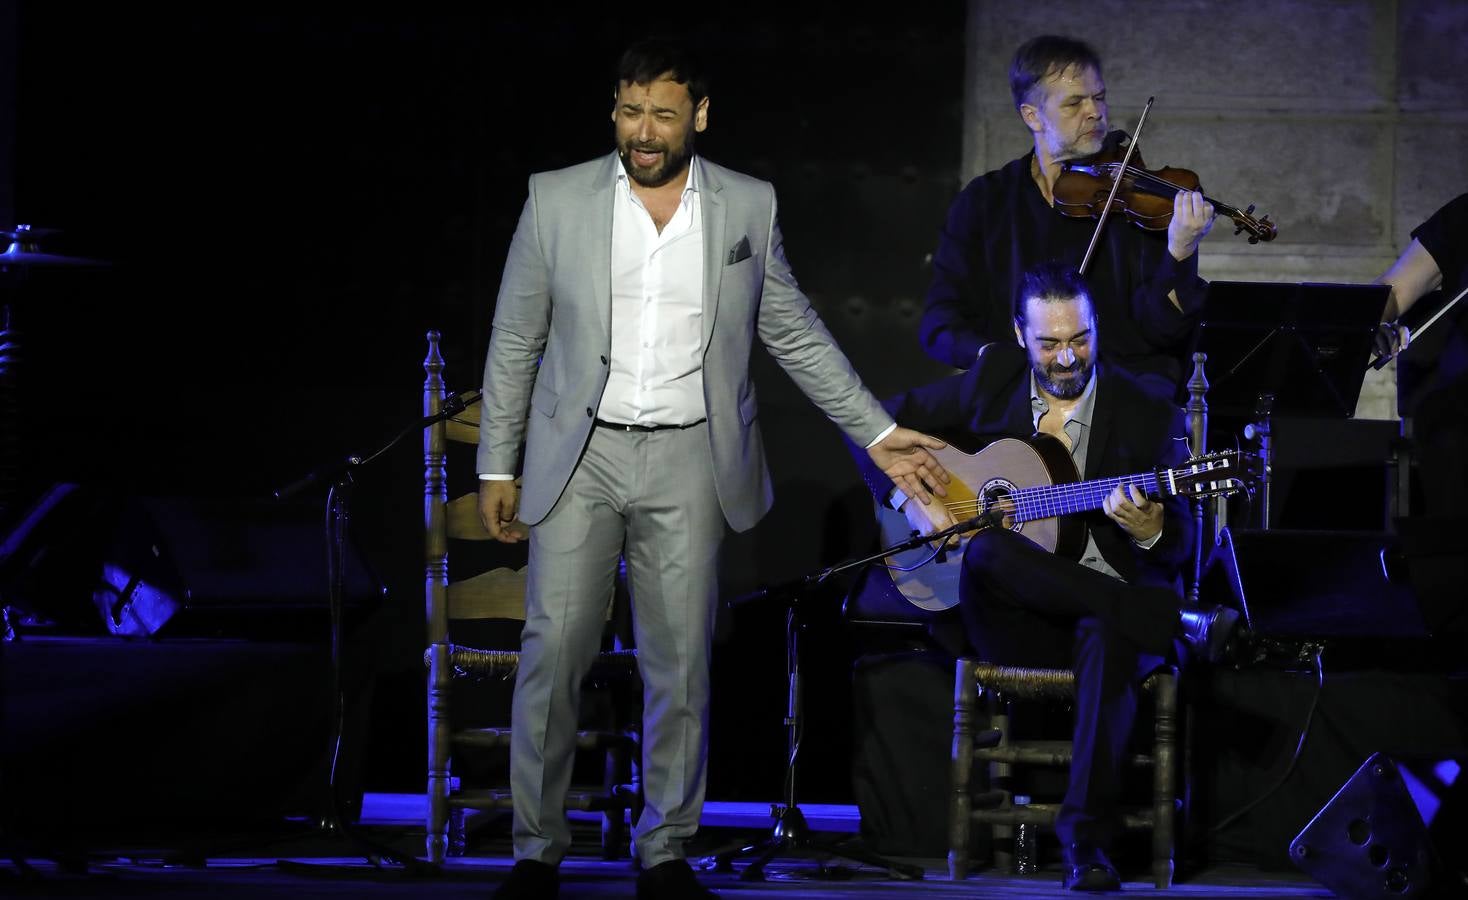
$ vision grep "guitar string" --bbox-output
[924,455,1236,520]
[936,474,1163,521]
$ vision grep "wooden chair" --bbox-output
[947,661,1180,887]
[422,330,642,864]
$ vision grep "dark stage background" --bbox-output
[3,5,966,805]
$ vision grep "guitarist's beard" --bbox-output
[1035,357,1093,400]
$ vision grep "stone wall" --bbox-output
[0,0,14,231]
[965,0,1468,419]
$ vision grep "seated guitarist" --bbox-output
[853,261,1241,891]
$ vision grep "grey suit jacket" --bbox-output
[478,152,893,533]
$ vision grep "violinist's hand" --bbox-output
[1168,190,1216,261]
[1374,321,1412,359]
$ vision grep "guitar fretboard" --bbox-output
[1009,471,1166,522]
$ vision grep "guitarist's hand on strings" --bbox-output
[1102,483,1163,544]
[868,426,950,505]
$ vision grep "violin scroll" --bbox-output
[1231,203,1277,244]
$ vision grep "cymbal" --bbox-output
[0,225,108,268]
[0,246,109,268]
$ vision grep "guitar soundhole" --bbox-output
[979,478,1022,532]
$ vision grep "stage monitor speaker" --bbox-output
[1291,753,1465,900]
[0,483,383,638]
[1201,528,1436,640]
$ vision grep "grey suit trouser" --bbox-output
[511,421,725,868]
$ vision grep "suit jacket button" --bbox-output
[600,355,608,365]
[586,407,594,417]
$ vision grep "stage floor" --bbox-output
[1,854,1334,898]
[2,794,1333,898]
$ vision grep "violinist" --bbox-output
[920,35,1215,401]
[1374,192,1468,517]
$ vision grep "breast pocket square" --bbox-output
[726,236,752,265]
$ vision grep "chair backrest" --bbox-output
[424,330,531,649]
[1184,351,1213,604]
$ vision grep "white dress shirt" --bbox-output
[596,160,706,426]
[483,160,706,483]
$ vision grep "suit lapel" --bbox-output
[1085,364,1116,481]
[585,152,619,347]
[697,157,726,352]
[1002,371,1035,437]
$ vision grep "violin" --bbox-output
[1054,131,1278,244]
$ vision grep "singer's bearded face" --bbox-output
[612,74,708,188]
[1015,293,1096,401]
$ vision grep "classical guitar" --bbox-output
[877,435,1254,612]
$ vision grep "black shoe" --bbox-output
[1179,605,1241,664]
[1061,843,1121,892]
[637,859,718,899]
[493,859,559,900]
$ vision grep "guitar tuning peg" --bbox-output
[1245,203,1256,216]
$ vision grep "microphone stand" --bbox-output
[258,390,482,877]
[706,513,988,882]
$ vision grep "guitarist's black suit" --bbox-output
[856,349,1197,854]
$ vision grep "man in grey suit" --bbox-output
[478,37,949,900]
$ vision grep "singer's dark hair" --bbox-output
[616,36,709,106]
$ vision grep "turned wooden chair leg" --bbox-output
[948,658,978,880]
[988,699,1015,875]
[1151,671,1178,888]
[602,741,627,859]
[426,641,452,865]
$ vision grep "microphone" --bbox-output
[952,513,990,535]
[444,389,480,415]
[933,514,992,563]
[273,455,362,500]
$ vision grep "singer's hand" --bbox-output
[902,495,960,549]
[478,480,524,544]
[869,427,950,505]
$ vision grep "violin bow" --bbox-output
[1079,96,1155,275]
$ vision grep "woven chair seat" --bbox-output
[451,727,637,753]
[971,662,1171,702]
[970,663,1075,700]
[423,644,639,680]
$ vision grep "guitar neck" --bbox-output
[1011,471,1165,523]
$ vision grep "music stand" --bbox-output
[1196,282,1386,528]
